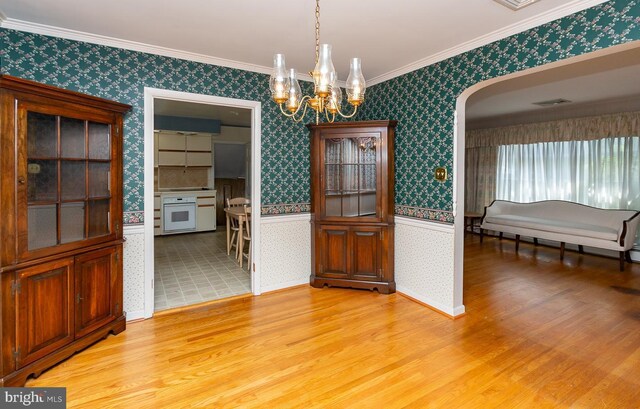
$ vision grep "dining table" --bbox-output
[224,206,251,265]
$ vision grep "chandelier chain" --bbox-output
[315,0,320,63]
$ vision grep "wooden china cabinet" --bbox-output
[0,75,131,386]
[309,120,396,293]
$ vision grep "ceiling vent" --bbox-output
[494,0,540,11]
[532,98,573,107]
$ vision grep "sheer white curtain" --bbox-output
[496,136,640,209]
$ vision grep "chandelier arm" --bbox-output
[334,103,359,119]
[277,95,313,118]
[278,103,297,118]
[324,108,336,123]
[294,100,311,123]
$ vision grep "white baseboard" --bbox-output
[261,213,311,224]
[123,224,145,235]
[261,278,309,294]
[397,285,465,317]
[125,309,146,322]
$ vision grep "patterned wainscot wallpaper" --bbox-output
[1,0,639,225]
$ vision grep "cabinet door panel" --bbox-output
[318,226,350,277]
[196,198,216,231]
[186,151,212,166]
[16,258,74,368]
[186,134,211,151]
[158,133,185,150]
[351,228,382,281]
[74,247,118,338]
[158,151,186,166]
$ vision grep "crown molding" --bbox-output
[0,17,320,81]
[366,0,610,86]
[0,0,609,88]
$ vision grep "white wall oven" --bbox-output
[163,196,196,233]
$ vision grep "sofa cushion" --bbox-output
[485,215,618,241]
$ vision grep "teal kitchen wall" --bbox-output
[1,1,638,225]
[359,0,640,223]
[0,27,312,223]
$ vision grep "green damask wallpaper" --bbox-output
[0,27,312,223]
[359,0,640,222]
[1,0,638,224]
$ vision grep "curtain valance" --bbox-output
[466,111,640,148]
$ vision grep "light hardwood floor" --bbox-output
[28,234,640,408]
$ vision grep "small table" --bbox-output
[224,206,251,265]
[464,212,483,235]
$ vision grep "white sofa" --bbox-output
[480,200,640,271]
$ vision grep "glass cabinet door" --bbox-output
[323,134,379,218]
[24,109,113,253]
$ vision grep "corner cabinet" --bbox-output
[308,120,396,294]
[0,75,131,386]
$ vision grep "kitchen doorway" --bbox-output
[143,89,262,318]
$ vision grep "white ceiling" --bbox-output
[466,45,640,127]
[0,0,605,84]
[155,99,252,127]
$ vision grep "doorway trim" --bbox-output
[143,88,262,319]
[452,41,640,313]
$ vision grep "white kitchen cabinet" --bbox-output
[156,132,213,167]
[154,195,162,236]
[196,195,216,232]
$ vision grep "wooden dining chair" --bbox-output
[226,197,250,260]
[240,205,251,270]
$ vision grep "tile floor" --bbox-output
[154,230,251,311]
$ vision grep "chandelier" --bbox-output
[269,0,366,124]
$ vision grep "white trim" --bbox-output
[398,285,465,317]
[123,224,144,235]
[367,0,609,86]
[395,216,454,234]
[260,278,308,294]
[260,213,311,224]
[124,309,145,322]
[143,87,262,318]
[0,9,6,24]
[0,18,314,83]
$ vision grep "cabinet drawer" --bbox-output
[196,195,216,206]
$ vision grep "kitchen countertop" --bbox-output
[156,189,216,196]
[156,188,215,192]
